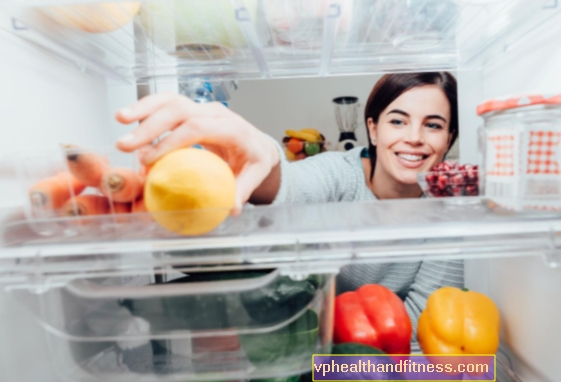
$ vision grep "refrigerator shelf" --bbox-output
[2,197,561,284]
[1,0,558,83]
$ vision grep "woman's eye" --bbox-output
[390,119,404,126]
[426,123,443,130]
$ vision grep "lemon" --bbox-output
[144,148,236,236]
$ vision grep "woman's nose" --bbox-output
[404,124,424,145]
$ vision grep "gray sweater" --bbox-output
[271,146,464,352]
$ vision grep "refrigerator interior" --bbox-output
[0,0,560,381]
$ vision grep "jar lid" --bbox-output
[477,93,561,116]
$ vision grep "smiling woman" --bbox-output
[115,72,463,352]
[362,72,458,199]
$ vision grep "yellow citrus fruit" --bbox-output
[144,148,236,236]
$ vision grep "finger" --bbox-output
[115,92,180,124]
[140,117,244,165]
[116,102,187,152]
[136,146,151,163]
[137,125,201,165]
[116,95,227,125]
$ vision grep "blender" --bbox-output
[333,96,359,151]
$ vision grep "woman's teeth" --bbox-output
[397,153,425,162]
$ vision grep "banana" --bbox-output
[285,129,321,142]
[285,148,296,161]
[300,128,322,140]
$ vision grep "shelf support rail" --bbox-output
[319,3,342,76]
[544,226,561,268]
[235,4,271,79]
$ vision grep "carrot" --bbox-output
[131,196,147,213]
[61,195,110,217]
[111,201,132,223]
[63,144,110,187]
[100,167,143,203]
[29,171,86,210]
[113,202,131,214]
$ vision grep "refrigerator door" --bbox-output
[464,9,561,382]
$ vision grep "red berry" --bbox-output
[465,184,479,196]
[429,186,441,197]
[451,173,464,186]
[437,175,449,189]
[425,173,438,185]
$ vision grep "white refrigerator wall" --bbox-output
[0,26,113,382]
[0,25,116,209]
[228,74,379,148]
[464,13,561,382]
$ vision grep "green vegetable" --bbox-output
[240,309,319,367]
[122,270,326,331]
[240,275,318,325]
[252,376,300,382]
[331,343,386,355]
[122,270,270,331]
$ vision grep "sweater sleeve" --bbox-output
[404,259,464,353]
[269,138,362,206]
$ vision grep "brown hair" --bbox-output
[364,72,458,180]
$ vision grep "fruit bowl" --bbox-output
[282,128,328,162]
[282,138,327,161]
[418,161,479,198]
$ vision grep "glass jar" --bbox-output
[478,94,561,210]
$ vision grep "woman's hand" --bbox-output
[115,93,280,209]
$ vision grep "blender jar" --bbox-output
[333,96,359,152]
[478,93,561,210]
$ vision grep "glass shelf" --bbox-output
[1,0,557,83]
[2,197,561,285]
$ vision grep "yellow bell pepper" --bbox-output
[417,287,500,355]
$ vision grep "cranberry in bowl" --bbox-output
[418,160,479,198]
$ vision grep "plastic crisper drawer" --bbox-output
[2,0,557,81]
[8,268,335,381]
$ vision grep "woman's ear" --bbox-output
[367,118,377,145]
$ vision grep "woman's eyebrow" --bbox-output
[426,114,447,123]
[387,109,409,117]
[387,109,448,123]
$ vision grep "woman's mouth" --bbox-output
[395,152,429,169]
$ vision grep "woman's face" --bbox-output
[368,85,452,185]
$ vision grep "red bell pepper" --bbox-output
[334,284,412,354]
